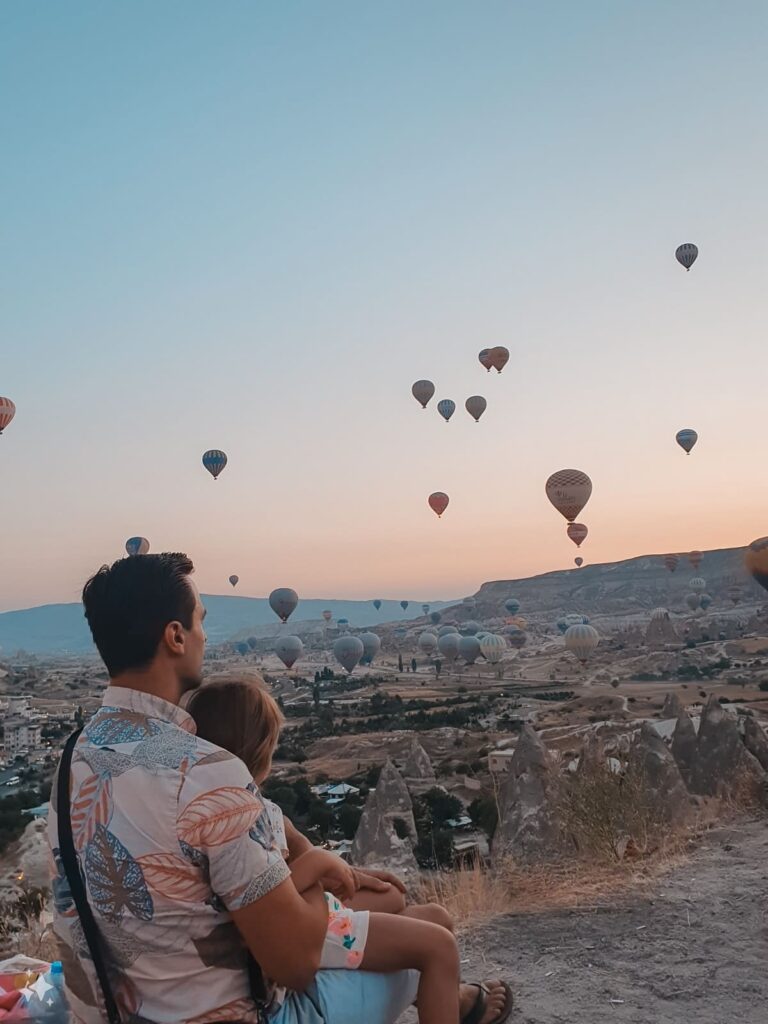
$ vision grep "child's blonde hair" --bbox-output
[187,676,284,780]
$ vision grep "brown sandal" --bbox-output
[460,981,514,1024]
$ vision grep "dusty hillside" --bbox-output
[430,820,768,1024]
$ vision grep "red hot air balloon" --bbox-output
[545,470,592,523]
[478,349,494,372]
[575,557,583,567]
[567,523,588,548]
[664,554,680,573]
[428,492,449,518]
[489,347,510,373]
[0,398,16,435]
[688,551,702,571]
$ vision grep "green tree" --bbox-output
[468,796,498,840]
[421,787,463,826]
[337,803,363,839]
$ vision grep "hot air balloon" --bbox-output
[359,632,382,665]
[465,396,487,423]
[0,398,16,435]
[504,598,520,615]
[202,449,228,480]
[429,611,441,625]
[506,628,527,650]
[565,613,587,628]
[545,470,592,523]
[322,610,333,622]
[688,551,703,571]
[373,599,382,612]
[664,554,680,573]
[412,380,436,409]
[421,603,430,615]
[675,243,698,271]
[229,575,239,588]
[489,347,510,374]
[461,620,480,636]
[437,399,456,423]
[400,600,409,611]
[428,493,449,518]
[334,635,364,674]
[478,349,493,372]
[125,537,150,556]
[675,429,698,454]
[689,577,706,594]
[269,587,298,623]
[700,594,713,611]
[480,634,507,664]
[556,617,568,634]
[438,624,459,637]
[509,616,527,631]
[437,632,461,661]
[235,642,249,656]
[337,617,350,631]
[567,523,588,548]
[650,607,670,622]
[275,635,304,670]
[727,584,742,605]
[744,536,768,592]
[418,631,438,655]
[575,557,584,568]
[458,635,481,664]
[685,593,701,612]
[565,624,599,664]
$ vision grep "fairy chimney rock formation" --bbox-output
[692,697,766,801]
[351,760,418,879]
[662,692,683,719]
[402,739,437,789]
[645,613,679,649]
[493,724,564,864]
[743,716,768,774]
[671,709,699,786]
[578,729,605,775]
[630,723,693,823]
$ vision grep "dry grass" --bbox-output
[420,850,687,932]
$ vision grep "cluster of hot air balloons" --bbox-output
[414,346,510,520]
[545,469,593,566]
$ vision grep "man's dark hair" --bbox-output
[82,553,196,676]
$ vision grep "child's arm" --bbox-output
[289,847,356,902]
[283,815,314,863]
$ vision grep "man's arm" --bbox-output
[231,880,328,992]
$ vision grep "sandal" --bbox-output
[460,980,514,1024]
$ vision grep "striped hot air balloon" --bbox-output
[688,551,703,571]
[125,537,150,556]
[565,624,599,664]
[675,243,698,271]
[478,349,493,371]
[437,399,456,423]
[202,449,228,479]
[675,429,698,454]
[0,397,16,435]
[664,554,680,573]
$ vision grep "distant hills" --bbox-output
[0,596,454,656]
[0,547,761,656]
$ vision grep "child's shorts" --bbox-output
[320,892,370,970]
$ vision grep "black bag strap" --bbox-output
[57,729,123,1024]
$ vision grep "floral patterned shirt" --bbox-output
[46,686,290,1024]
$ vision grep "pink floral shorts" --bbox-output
[320,892,370,970]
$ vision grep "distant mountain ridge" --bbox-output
[0,596,455,656]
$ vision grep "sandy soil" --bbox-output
[403,820,768,1023]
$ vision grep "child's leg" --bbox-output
[361,912,460,1024]
[401,903,455,933]
[345,886,406,914]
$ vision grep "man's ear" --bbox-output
[164,620,186,656]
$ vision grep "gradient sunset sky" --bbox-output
[2,1,767,612]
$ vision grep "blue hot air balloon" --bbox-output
[504,598,520,615]
[373,599,382,612]
[437,399,456,423]
[675,429,698,455]
[202,449,228,480]
[400,600,409,611]
[125,537,150,557]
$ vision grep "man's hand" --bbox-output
[352,868,407,894]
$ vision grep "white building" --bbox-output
[488,749,516,774]
[3,717,42,757]
[6,695,32,719]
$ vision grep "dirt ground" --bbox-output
[403,819,768,1023]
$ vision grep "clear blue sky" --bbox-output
[2,1,767,611]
